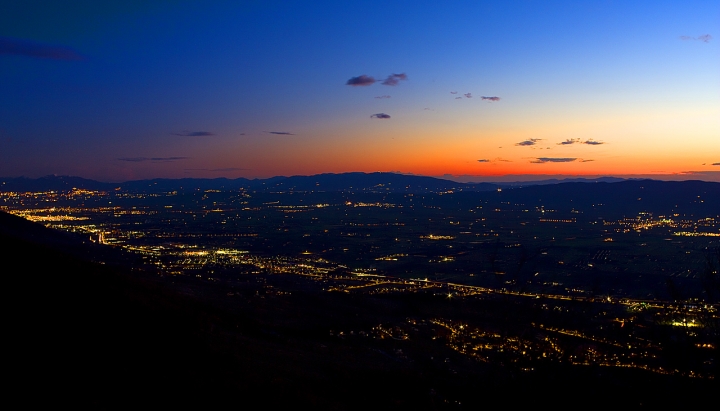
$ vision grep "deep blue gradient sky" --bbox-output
[2,1,718,182]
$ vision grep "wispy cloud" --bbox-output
[266,131,295,135]
[464,93,472,98]
[531,157,577,163]
[118,157,149,162]
[477,159,490,163]
[557,138,580,145]
[515,138,542,146]
[680,34,712,42]
[0,36,84,60]
[370,113,391,119]
[118,156,189,162]
[346,75,376,86]
[455,97,463,99]
[450,91,458,94]
[481,96,501,101]
[555,138,603,145]
[171,131,215,137]
[580,159,595,162]
[713,163,720,166]
[375,95,391,99]
[381,73,408,86]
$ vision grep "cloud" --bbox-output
[450,91,458,94]
[117,157,148,162]
[423,107,433,110]
[555,138,604,146]
[680,34,712,42]
[481,96,501,101]
[346,75,376,86]
[370,113,391,119]
[515,138,542,146]
[477,159,490,163]
[267,131,295,135]
[713,163,720,166]
[172,131,215,137]
[557,138,580,145]
[455,97,463,99]
[0,36,84,60]
[464,93,472,98]
[580,159,595,162]
[118,156,189,162]
[375,95,391,99]
[381,73,408,86]
[531,157,577,163]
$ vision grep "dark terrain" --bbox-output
[3,209,718,409]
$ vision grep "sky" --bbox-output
[1,0,718,182]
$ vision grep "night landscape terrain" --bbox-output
[3,174,718,408]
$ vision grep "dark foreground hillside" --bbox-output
[2,211,717,409]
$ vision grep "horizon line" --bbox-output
[2,171,719,185]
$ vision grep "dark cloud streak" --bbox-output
[515,138,542,146]
[680,34,712,42]
[381,73,407,86]
[370,113,391,119]
[531,157,577,163]
[346,75,376,86]
[555,138,604,145]
[172,131,215,137]
[557,138,579,145]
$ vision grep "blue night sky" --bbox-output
[1,1,718,182]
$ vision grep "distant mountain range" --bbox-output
[0,172,637,193]
[1,173,719,215]
[491,177,628,187]
[1,172,498,193]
